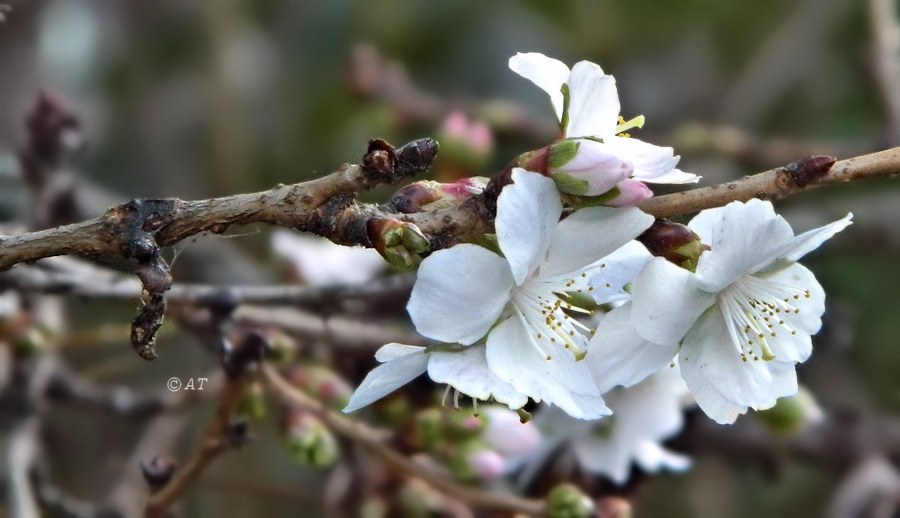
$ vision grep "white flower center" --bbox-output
[718,274,811,363]
[510,270,597,361]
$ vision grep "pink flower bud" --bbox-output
[606,179,652,207]
[548,139,633,196]
[482,407,541,457]
[468,449,505,480]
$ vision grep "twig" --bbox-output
[143,374,247,518]
[639,147,900,218]
[0,257,414,311]
[0,138,441,270]
[260,364,545,516]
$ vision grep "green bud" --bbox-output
[13,326,47,357]
[755,388,822,436]
[443,411,486,441]
[284,365,353,410]
[547,484,595,518]
[638,219,706,272]
[237,382,266,420]
[284,412,340,468]
[552,172,590,196]
[367,219,430,269]
[547,139,580,169]
[412,409,444,452]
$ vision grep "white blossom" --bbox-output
[588,199,852,424]
[271,229,384,286]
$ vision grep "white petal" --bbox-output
[678,355,746,425]
[631,258,716,345]
[586,304,679,394]
[554,139,633,196]
[344,349,429,412]
[427,345,529,411]
[271,230,385,285]
[603,136,695,183]
[486,316,610,419]
[679,306,784,417]
[542,207,654,280]
[753,263,825,363]
[565,61,620,138]
[408,244,514,344]
[573,434,631,484]
[508,52,571,121]
[766,213,853,268]
[588,240,653,305]
[375,343,426,362]
[497,169,563,285]
[612,368,689,439]
[690,199,796,292]
[633,442,692,474]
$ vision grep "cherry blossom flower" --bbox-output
[346,169,654,418]
[527,367,692,485]
[508,52,698,202]
[271,229,384,286]
[587,199,852,424]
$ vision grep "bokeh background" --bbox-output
[1,0,899,517]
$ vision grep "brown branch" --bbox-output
[639,147,900,218]
[260,364,545,516]
[143,374,247,518]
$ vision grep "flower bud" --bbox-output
[597,496,632,518]
[638,219,706,272]
[283,411,340,468]
[482,407,541,457]
[436,112,494,180]
[546,483,595,518]
[466,449,505,481]
[367,218,430,268]
[548,139,633,196]
[237,382,266,420]
[412,409,443,452]
[443,411,486,441]
[605,179,653,207]
[388,178,487,214]
[13,326,48,357]
[283,365,353,410]
[755,387,824,435]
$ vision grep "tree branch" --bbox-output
[260,364,545,516]
[640,147,900,218]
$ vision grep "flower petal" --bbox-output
[573,434,631,484]
[508,52,571,120]
[753,263,826,363]
[588,240,653,305]
[679,305,790,420]
[344,347,429,412]
[554,139,633,196]
[486,315,610,419]
[271,230,385,285]
[375,343,427,362]
[566,61,620,138]
[766,213,853,269]
[542,206,654,280]
[633,442,692,474]
[586,304,679,394]
[690,199,796,292]
[497,169,563,285]
[603,136,696,183]
[408,244,514,344]
[631,258,716,345]
[428,346,529,411]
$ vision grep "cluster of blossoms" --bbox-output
[341,53,852,481]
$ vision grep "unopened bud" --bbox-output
[597,496,632,518]
[466,449,505,481]
[283,365,353,410]
[437,112,494,178]
[482,407,541,456]
[13,326,47,357]
[237,382,266,420]
[638,219,706,272]
[548,139,633,196]
[367,219,430,268]
[605,179,653,208]
[755,387,824,435]
[388,178,487,214]
[444,411,486,441]
[412,409,443,452]
[546,483,595,518]
[284,411,340,468]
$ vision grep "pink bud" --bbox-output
[482,407,541,457]
[468,450,505,480]
[442,111,469,138]
[607,179,653,207]
[469,121,494,154]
